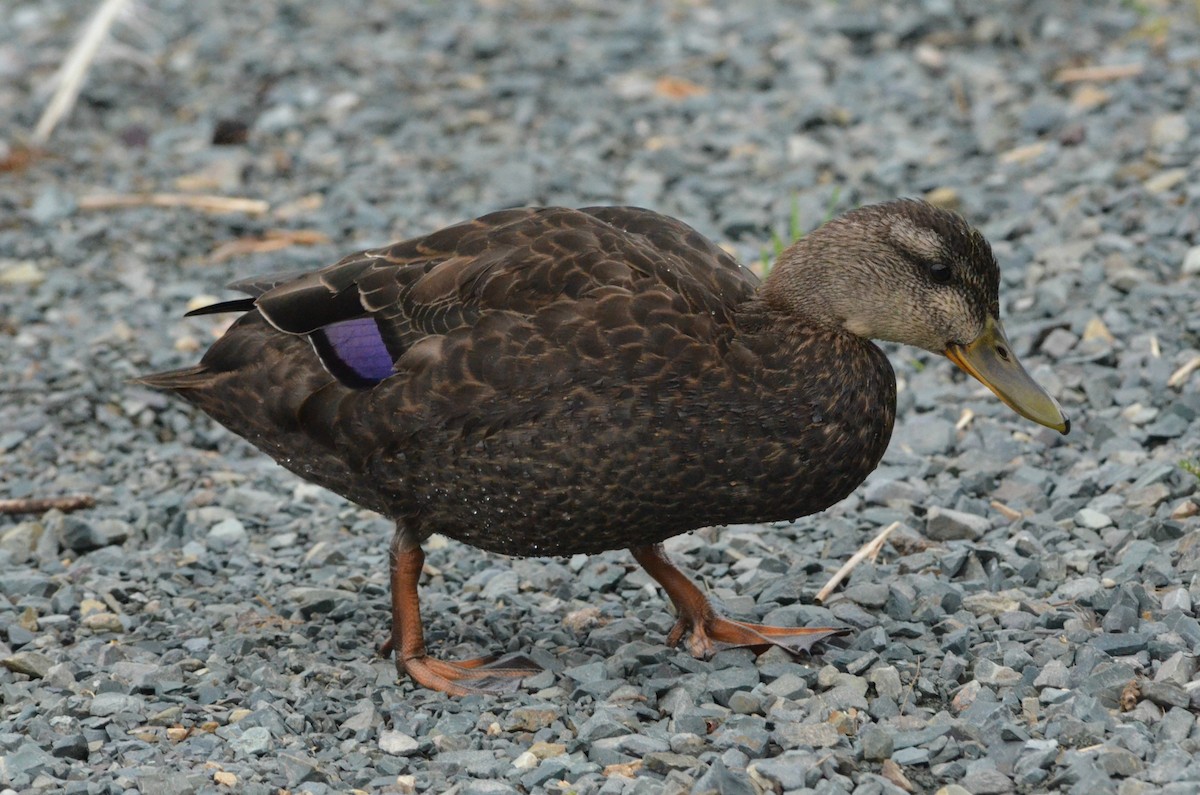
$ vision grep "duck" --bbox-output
[140,200,1069,695]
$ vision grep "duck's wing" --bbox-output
[233,206,759,388]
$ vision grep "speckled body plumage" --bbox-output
[145,199,1068,694]
[159,206,895,556]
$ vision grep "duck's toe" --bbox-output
[399,653,542,696]
[673,616,847,659]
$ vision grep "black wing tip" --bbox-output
[184,298,257,317]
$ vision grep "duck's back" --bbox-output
[145,206,894,555]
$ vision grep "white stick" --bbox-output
[32,0,132,145]
[815,521,901,603]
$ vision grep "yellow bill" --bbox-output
[944,317,1070,434]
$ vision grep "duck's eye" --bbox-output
[928,262,953,284]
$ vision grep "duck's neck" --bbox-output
[756,243,873,338]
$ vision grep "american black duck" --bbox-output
[141,200,1069,695]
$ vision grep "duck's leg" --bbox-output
[380,531,541,695]
[631,543,845,659]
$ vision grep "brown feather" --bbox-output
[140,202,1019,556]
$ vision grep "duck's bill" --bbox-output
[944,317,1070,435]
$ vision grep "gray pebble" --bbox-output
[230,726,272,756]
[861,725,894,761]
[974,659,1021,687]
[893,746,931,765]
[206,517,248,550]
[88,692,145,717]
[747,750,814,791]
[378,730,419,755]
[1182,246,1200,276]
[285,587,356,616]
[58,517,129,553]
[926,506,991,541]
[1075,508,1113,530]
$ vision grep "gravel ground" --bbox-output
[3,1,1200,793]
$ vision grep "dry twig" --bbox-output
[79,193,270,215]
[32,0,133,145]
[0,495,95,515]
[816,521,900,603]
[1054,63,1144,84]
[1168,355,1200,389]
[210,229,331,262]
[990,500,1024,522]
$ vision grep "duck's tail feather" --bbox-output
[184,298,256,317]
[134,366,214,391]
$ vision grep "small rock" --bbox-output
[230,726,272,756]
[0,260,46,286]
[528,742,566,759]
[1,651,52,678]
[1075,508,1112,530]
[1096,746,1143,777]
[869,666,903,701]
[89,692,145,717]
[481,570,519,599]
[764,673,809,700]
[1040,328,1078,359]
[961,765,1015,794]
[1155,652,1197,685]
[1081,316,1114,345]
[341,704,378,732]
[50,734,89,761]
[892,746,930,765]
[278,753,324,787]
[1145,168,1187,194]
[561,606,602,633]
[773,721,839,748]
[0,522,42,563]
[207,518,248,550]
[926,506,990,541]
[577,714,628,742]
[1171,500,1199,520]
[1140,679,1190,709]
[642,751,699,774]
[81,612,124,632]
[379,730,419,755]
[508,704,563,732]
[0,743,56,781]
[727,691,762,715]
[748,751,814,791]
[30,185,77,224]
[285,587,355,616]
[975,659,1022,687]
[1182,246,1200,276]
[59,517,129,553]
[894,415,955,456]
[962,592,1021,617]
[1092,633,1149,656]
[1034,660,1071,689]
[1151,113,1189,147]
[860,725,893,761]
[1162,588,1192,614]
[512,751,538,770]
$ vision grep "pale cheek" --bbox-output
[937,296,982,346]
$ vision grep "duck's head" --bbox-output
[763,199,1069,434]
